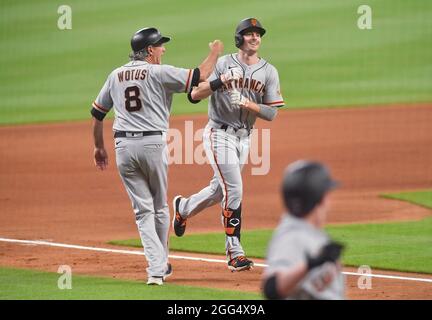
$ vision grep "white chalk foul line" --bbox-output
[1,237,432,284]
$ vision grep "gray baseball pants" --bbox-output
[178,122,250,261]
[115,134,169,278]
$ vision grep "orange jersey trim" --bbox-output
[264,101,285,106]
[92,101,109,113]
[185,69,192,93]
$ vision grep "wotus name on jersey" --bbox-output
[117,69,148,82]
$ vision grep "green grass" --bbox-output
[1,0,431,124]
[381,190,432,210]
[111,217,432,274]
[0,267,261,300]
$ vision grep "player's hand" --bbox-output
[209,40,224,55]
[94,147,108,170]
[221,67,242,84]
[230,89,249,107]
[306,241,344,271]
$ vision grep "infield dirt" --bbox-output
[1,104,431,299]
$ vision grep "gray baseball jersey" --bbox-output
[207,53,284,129]
[265,214,346,300]
[177,54,284,263]
[92,60,193,131]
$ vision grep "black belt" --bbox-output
[220,124,240,132]
[114,131,162,138]
[220,124,250,133]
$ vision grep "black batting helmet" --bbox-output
[131,27,171,53]
[282,160,339,218]
[234,17,266,48]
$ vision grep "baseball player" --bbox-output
[172,18,284,272]
[91,27,223,285]
[262,160,345,300]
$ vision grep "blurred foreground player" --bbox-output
[262,160,345,300]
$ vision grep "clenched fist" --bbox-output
[209,40,224,55]
[221,67,242,84]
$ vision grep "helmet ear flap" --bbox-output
[235,33,243,48]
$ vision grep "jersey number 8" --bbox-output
[125,86,142,112]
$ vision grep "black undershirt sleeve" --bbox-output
[91,108,106,121]
[191,68,200,87]
[187,68,202,104]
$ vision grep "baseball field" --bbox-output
[1,0,432,300]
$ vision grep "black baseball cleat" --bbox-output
[172,195,187,237]
[163,263,173,281]
[227,256,254,272]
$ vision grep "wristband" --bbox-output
[209,77,224,91]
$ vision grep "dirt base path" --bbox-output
[1,242,431,300]
[1,104,431,299]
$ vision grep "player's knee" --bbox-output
[134,208,153,222]
[154,204,169,216]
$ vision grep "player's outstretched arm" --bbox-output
[189,81,213,101]
[92,117,108,170]
[189,68,242,102]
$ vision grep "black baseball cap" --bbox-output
[131,27,171,52]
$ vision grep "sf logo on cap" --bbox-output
[251,19,257,26]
